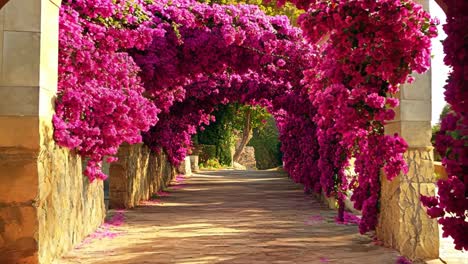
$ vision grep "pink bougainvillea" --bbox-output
[55,0,440,241]
[54,0,159,181]
[420,0,467,251]
[279,0,436,233]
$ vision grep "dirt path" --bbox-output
[56,170,403,264]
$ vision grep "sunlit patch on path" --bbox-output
[57,170,402,264]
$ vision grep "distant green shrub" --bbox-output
[248,116,282,169]
[200,158,223,169]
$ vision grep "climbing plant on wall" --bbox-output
[54,0,446,245]
[420,0,468,251]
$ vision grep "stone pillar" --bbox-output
[1,1,104,263]
[377,9,439,258]
[189,155,199,173]
[177,156,192,176]
[0,1,59,262]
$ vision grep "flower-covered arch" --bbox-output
[53,0,468,251]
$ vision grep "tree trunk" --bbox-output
[233,109,253,163]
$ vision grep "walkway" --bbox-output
[57,170,402,264]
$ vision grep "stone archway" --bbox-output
[0,0,450,263]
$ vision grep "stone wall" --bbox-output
[237,146,256,169]
[378,147,438,260]
[37,130,105,264]
[1,1,105,263]
[0,130,105,264]
[0,147,41,264]
[109,144,176,209]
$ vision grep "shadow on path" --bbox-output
[56,170,402,264]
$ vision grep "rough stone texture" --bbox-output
[109,144,176,209]
[1,1,104,263]
[177,156,192,176]
[0,123,105,264]
[377,147,439,261]
[57,170,404,264]
[237,146,256,169]
[37,121,105,264]
[233,162,247,170]
[189,155,199,173]
[0,147,39,264]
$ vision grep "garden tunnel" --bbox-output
[0,0,465,263]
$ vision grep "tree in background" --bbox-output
[200,0,302,25]
[194,1,299,167]
[196,104,270,166]
[231,105,270,164]
[248,116,282,169]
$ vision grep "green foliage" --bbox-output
[193,0,296,167]
[195,103,273,166]
[194,144,218,163]
[198,0,303,24]
[196,104,236,165]
[248,115,282,169]
[199,158,224,169]
[231,104,270,131]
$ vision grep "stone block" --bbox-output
[109,144,176,209]
[404,147,436,183]
[0,116,39,149]
[3,0,41,32]
[397,181,438,259]
[378,147,439,260]
[385,121,432,147]
[36,131,105,264]
[1,31,40,87]
[0,86,39,116]
[1,123,105,264]
[177,156,192,176]
[39,0,59,92]
[397,100,431,122]
[189,155,199,172]
[0,148,38,203]
[401,72,431,101]
[0,205,38,264]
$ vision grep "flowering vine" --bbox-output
[54,0,159,181]
[278,0,437,233]
[421,0,468,251]
[54,0,440,241]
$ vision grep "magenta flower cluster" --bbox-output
[421,0,468,251]
[55,0,439,238]
[278,0,436,233]
[54,0,159,181]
